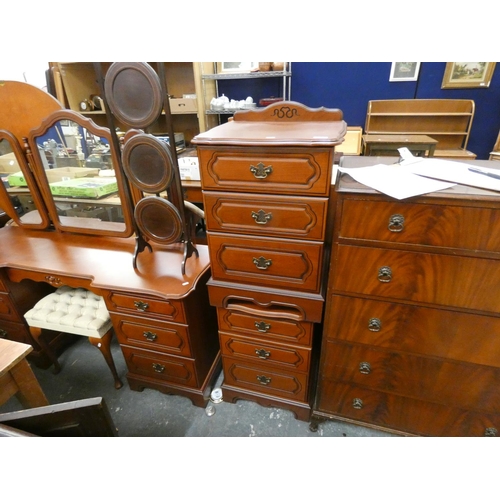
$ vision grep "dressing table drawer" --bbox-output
[208,233,324,293]
[198,147,333,196]
[6,268,92,290]
[220,332,312,373]
[103,291,186,323]
[0,293,22,322]
[203,192,328,241]
[110,313,192,357]
[0,318,32,344]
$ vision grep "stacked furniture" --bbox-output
[193,102,346,420]
[313,155,500,436]
[364,99,476,160]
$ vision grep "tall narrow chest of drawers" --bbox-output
[193,102,346,420]
[314,156,500,436]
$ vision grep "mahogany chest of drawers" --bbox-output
[313,156,500,436]
[193,102,346,420]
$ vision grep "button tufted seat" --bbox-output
[24,286,122,389]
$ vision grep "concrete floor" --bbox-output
[1,335,395,437]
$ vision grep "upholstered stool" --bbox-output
[24,286,123,389]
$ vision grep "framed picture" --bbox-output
[442,62,496,89]
[389,62,421,82]
[217,62,258,74]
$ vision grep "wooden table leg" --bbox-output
[9,358,49,408]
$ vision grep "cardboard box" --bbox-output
[45,167,97,183]
[0,152,21,173]
[169,98,197,114]
[178,156,200,181]
[49,177,118,199]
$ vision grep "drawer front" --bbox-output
[198,147,333,196]
[326,295,500,368]
[0,292,21,322]
[339,198,500,252]
[334,245,500,313]
[103,291,186,323]
[110,313,191,357]
[203,192,328,241]
[0,318,32,344]
[6,268,93,290]
[208,233,324,293]
[217,308,313,346]
[316,380,500,437]
[220,332,311,373]
[222,356,309,402]
[121,346,198,388]
[322,340,500,413]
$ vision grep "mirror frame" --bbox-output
[27,109,135,238]
[0,129,51,229]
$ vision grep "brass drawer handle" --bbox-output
[255,321,271,333]
[0,328,7,338]
[152,363,165,373]
[368,318,381,332]
[257,375,271,385]
[253,256,272,270]
[378,266,392,282]
[45,275,63,286]
[352,398,364,409]
[388,214,405,232]
[134,300,149,311]
[250,162,273,179]
[251,209,273,225]
[255,348,271,359]
[485,427,498,437]
[359,361,371,375]
[143,331,157,342]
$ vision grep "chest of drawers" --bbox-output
[313,157,500,436]
[193,102,346,420]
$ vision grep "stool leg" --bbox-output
[29,326,62,374]
[88,331,123,389]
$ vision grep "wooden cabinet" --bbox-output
[313,156,500,436]
[54,62,212,145]
[193,102,346,420]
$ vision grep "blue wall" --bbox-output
[220,62,500,160]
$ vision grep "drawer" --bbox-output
[220,332,311,373]
[208,233,324,293]
[121,345,198,388]
[322,340,500,413]
[334,245,500,313]
[0,318,32,344]
[208,279,324,323]
[316,380,500,437]
[339,198,500,253]
[326,295,500,368]
[103,291,186,323]
[169,97,197,114]
[203,192,328,241]
[217,307,313,346]
[110,313,191,357]
[6,268,93,290]
[198,147,333,196]
[0,292,22,322]
[222,356,310,403]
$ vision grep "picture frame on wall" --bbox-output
[389,62,421,82]
[217,62,258,73]
[442,62,496,89]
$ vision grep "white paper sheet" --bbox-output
[338,163,456,200]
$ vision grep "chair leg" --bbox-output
[88,331,123,389]
[29,326,62,374]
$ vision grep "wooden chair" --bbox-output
[489,130,500,161]
[24,286,123,389]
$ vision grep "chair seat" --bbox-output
[24,286,111,339]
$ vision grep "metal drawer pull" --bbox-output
[257,375,271,385]
[255,348,271,359]
[134,300,149,311]
[45,275,63,286]
[251,209,273,225]
[388,214,405,232]
[152,363,165,373]
[378,266,392,282]
[368,318,382,332]
[255,321,271,333]
[359,362,371,375]
[143,331,157,342]
[0,328,7,338]
[485,427,498,437]
[250,162,273,179]
[253,256,272,270]
[352,398,364,409]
